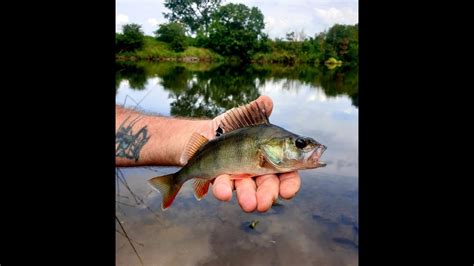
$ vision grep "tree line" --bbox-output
[116,0,358,64]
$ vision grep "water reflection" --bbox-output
[116,61,148,91]
[116,168,358,266]
[168,64,263,117]
[115,61,358,116]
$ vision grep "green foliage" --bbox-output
[251,24,358,65]
[206,3,266,61]
[324,24,358,63]
[256,34,271,53]
[170,38,187,52]
[115,61,148,90]
[325,57,342,64]
[163,0,222,33]
[116,36,223,62]
[116,23,145,53]
[286,32,295,41]
[154,22,188,52]
[115,11,358,65]
[154,22,185,43]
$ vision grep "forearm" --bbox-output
[115,106,208,166]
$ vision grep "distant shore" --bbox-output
[116,37,356,66]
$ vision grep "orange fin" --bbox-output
[148,173,182,210]
[229,174,253,180]
[219,100,269,134]
[180,132,209,164]
[192,178,212,200]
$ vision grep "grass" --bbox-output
[252,51,322,65]
[117,36,224,62]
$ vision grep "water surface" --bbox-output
[115,62,358,266]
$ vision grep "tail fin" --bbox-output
[148,173,182,210]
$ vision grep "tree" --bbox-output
[163,0,223,34]
[154,22,188,52]
[286,29,306,42]
[324,24,358,62]
[286,31,295,41]
[206,3,265,61]
[116,23,145,52]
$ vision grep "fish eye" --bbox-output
[295,138,307,149]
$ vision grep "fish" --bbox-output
[148,100,327,210]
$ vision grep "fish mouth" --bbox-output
[308,144,327,168]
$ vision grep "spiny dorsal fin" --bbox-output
[180,132,209,164]
[192,178,212,200]
[219,100,269,134]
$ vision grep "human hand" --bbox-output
[200,96,302,212]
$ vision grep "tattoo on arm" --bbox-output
[116,116,151,162]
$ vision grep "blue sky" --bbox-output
[116,0,358,39]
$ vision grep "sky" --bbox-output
[116,0,358,39]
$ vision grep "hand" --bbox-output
[201,96,302,212]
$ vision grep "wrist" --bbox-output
[146,116,210,166]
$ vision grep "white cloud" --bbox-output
[343,108,353,114]
[116,0,358,37]
[116,13,129,24]
[264,14,315,39]
[147,18,161,27]
[116,13,129,32]
[314,7,358,26]
[227,0,253,6]
[264,16,276,29]
[264,16,289,35]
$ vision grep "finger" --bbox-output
[212,174,234,202]
[279,171,301,199]
[235,178,257,212]
[254,95,273,117]
[255,174,279,212]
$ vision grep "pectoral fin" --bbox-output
[180,133,209,164]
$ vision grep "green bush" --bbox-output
[116,23,145,53]
[154,23,188,52]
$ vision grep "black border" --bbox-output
[3,0,469,264]
[4,0,116,264]
[359,0,470,264]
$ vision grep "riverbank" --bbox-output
[116,37,354,66]
[116,37,224,62]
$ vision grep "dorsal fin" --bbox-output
[219,100,269,134]
[180,132,209,164]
